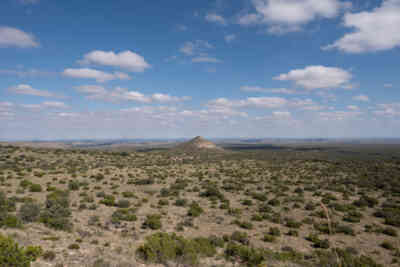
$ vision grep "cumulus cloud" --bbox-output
[62,68,131,83]
[319,110,363,121]
[205,13,227,25]
[179,40,213,56]
[240,86,296,94]
[0,26,39,48]
[192,56,221,63]
[225,34,236,43]
[374,103,400,116]
[238,0,349,33]
[0,102,14,112]
[179,40,220,64]
[42,101,68,108]
[272,111,291,118]
[347,105,359,110]
[274,65,352,90]
[75,85,190,104]
[8,84,54,97]
[79,50,151,72]
[208,96,288,109]
[75,85,107,95]
[324,0,400,53]
[20,101,68,110]
[353,94,369,102]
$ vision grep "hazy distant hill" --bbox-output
[174,136,222,151]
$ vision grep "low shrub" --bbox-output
[18,202,41,223]
[29,184,42,193]
[142,214,162,230]
[0,234,42,266]
[187,202,203,217]
[136,232,217,265]
[40,190,72,231]
[111,208,137,224]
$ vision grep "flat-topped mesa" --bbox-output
[175,136,221,150]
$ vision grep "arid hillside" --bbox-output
[0,144,399,266]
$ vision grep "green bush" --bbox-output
[0,234,42,267]
[68,243,80,250]
[316,248,383,267]
[382,227,397,237]
[42,250,56,261]
[263,234,276,242]
[234,220,253,230]
[40,190,72,231]
[99,195,115,207]
[68,180,80,191]
[117,199,130,208]
[136,232,217,265]
[225,242,265,266]
[269,227,281,236]
[18,202,41,223]
[381,241,395,250]
[142,214,162,230]
[187,202,203,217]
[1,214,22,228]
[20,180,32,189]
[174,198,187,207]
[230,231,249,245]
[285,218,302,229]
[111,208,137,224]
[122,191,135,198]
[29,184,42,192]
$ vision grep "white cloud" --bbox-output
[179,40,213,56]
[75,85,190,104]
[118,90,150,103]
[151,93,191,103]
[384,83,393,88]
[205,13,227,25]
[274,65,352,90]
[43,101,68,108]
[324,0,400,53]
[192,56,221,63]
[80,50,151,72]
[8,84,54,97]
[247,97,288,108]
[20,104,42,109]
[238,0,349,33]
[57,112,79,118]
[62,68,131,83]
[0,102,14,112]
[347,105,359,110]
[225,34,236,43]
[319,110,363,121]
[21,101,68,110]
[0,26,39,48]
[208,96,288,109]
[238,13,262,25]
[240,85,296,94]
[374,103,400,116]
[272,111,291,118]
[75,85,107,95]
[353,94,369,102]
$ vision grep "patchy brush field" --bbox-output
[1,144,400,266]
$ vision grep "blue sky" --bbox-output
[1,0,400,140]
